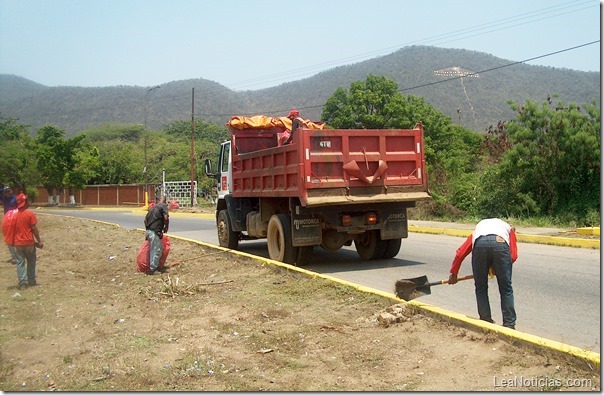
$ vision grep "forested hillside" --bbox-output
[0,46,599,135]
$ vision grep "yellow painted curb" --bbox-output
[577,227,600,236]
[408,225,600,249]
[168,211,214,219]
[409,225,472,238]
[406,300,600,369]
[516,234,600,249]
[161,231,599,369]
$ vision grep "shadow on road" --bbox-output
[236,242,428,274]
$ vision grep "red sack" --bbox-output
[136,236,171,274]
[161,236,171,266]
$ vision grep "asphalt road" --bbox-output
[39,208,601,352]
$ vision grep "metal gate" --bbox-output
[162,181,197,207]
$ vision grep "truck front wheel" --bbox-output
[218,209,239,249]
[355,230,387,260]
[267,214,297,264]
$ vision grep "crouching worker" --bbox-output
[448,218,518,329]
[143,195,169,274]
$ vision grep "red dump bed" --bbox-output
[230,124,430,207]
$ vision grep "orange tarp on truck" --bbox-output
[227,115,326,132]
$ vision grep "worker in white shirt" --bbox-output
[448,218,518,329]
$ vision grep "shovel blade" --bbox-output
[395,273,474,301]
[394,275,431,301]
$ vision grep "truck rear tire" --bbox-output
[296,246,314,266]
[267,214,297,264]
[217,209,239,249]
[355,230,387,260]
[382,238,402,259]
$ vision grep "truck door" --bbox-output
[218,141,232,199]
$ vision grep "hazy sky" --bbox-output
[0,0,600,90]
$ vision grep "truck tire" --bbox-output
[382,238,402,259]
[354,230,387,260]
[217,209,239,249]
[267,214,297,264]
[296,246,314,266]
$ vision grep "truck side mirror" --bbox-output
[204,159,218,179]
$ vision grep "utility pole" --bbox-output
[190,88,196,207]
[144,85,161,207]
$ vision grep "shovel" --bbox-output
[395,274,474,301]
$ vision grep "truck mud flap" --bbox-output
[225,194,254,232]
[291,212,322,247]
[380,208,408,239]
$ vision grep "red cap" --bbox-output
[16,193,27,208]
[288,109,299,118]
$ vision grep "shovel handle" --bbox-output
[428,274,474,287]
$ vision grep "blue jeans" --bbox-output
[14,245,37,286]
[471,235,516,327]
[146,230,162,272]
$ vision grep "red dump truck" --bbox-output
[204,116,431,265]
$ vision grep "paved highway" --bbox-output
[39,208,600,352]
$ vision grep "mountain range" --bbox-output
[0,46,599,136]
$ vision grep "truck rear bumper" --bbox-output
[304,191,432,207]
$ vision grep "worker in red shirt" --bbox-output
[448,218,518,329]
[2,194,43,289]
[284,109,304,144]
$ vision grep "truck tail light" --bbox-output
[341,214,352,227]
[366,212,377,224]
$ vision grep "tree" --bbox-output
[64,145,100,203]
[164,119,228,142]
[322,75,400,129]
[477,98,600,224]
[162,119,229,195]
[78,121,229,189]
[81,124,145,185]
[87,140,143,184]
[482,121,512,164]
[35,125,87,204]
[83,123,144,143]
[0,115,40,196]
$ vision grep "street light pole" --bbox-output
[143,85,161,207]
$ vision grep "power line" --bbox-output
[397,40,600,93]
